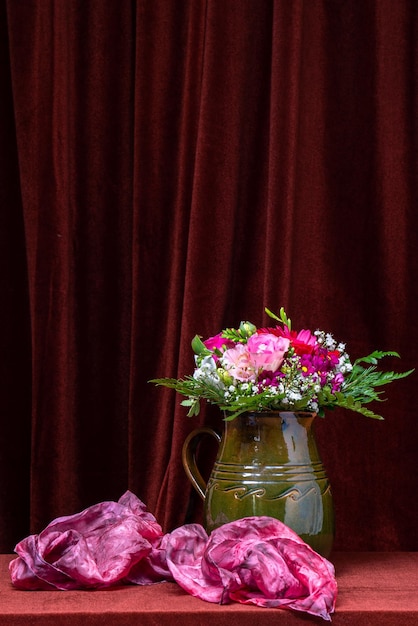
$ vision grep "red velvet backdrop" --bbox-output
[1,0,417,553]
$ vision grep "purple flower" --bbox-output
[331,372,345,393]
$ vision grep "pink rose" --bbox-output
[221,343,256,381]
[261,326,317,356]
[246,332,290,373]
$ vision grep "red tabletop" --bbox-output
[1,552,417,625]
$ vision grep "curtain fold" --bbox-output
[1,0,417,553]
[0,0,32,548]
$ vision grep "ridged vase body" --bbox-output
[182,411,334,557]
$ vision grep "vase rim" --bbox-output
[240,410,317,418]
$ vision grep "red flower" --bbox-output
[258,326,317,356]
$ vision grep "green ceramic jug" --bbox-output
[182,411,334,557]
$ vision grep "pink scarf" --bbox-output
[9,491,337,621]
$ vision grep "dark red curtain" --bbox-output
[1,0,417,554]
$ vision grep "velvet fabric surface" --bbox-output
[0,0,417,555]
[2,552,418,625]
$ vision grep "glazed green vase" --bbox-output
[182,411,334,557]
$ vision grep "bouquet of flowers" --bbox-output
[151,308,413,421]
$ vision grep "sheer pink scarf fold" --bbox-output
[9,491,337,621]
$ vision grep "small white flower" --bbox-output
[325,333,336,349]
[193,356,225,390]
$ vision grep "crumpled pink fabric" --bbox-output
[9,491,170,589]
[165,517,337,621]
[9,492,337,621]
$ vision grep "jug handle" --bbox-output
[182,427,221,500]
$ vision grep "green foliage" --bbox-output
[222,321,256,343]
[265,307,291,330]
[151,376,225,417]
[332,351,414,419]
[191,334,209,356]
[150,311,414,422]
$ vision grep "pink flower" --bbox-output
[261,326,317,356]
[331,372,344,393]
[203,333,235,353]
[247,333,290,373]
[221,343,256,381]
